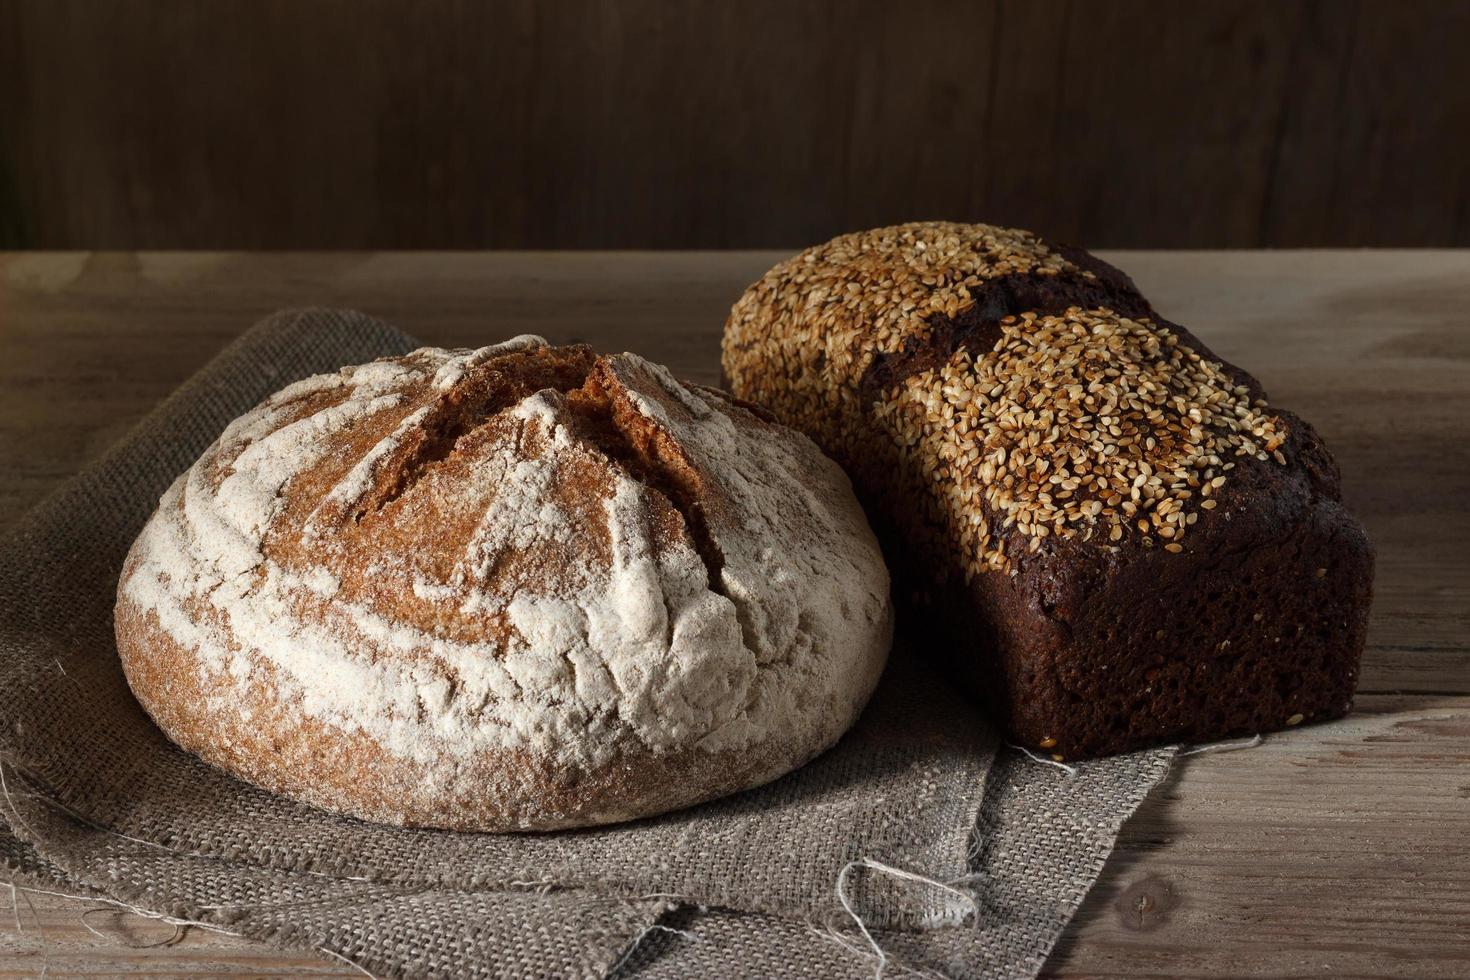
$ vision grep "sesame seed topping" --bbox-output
[870,308,1287,573]
[723,222,1289,577]
[723,221,1088,459]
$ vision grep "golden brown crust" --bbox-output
[116,595,807,831]
[116,338,892,830]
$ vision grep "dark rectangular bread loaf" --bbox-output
[722,222,1373,759]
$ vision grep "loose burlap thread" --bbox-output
[0,310,1174,978]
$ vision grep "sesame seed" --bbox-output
[1039,736,1057,749]
[723,222,1289,577]
[1285,713,1304,726]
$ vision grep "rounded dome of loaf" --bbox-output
[116,337,892,830]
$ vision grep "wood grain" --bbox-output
[1053,694,1470,978]
[0,896,361,978]
[2,2,1469,249]
[1,250,1466,976]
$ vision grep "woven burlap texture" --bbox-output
[0,310,1174,978]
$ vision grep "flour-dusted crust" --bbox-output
[115,339,892,830]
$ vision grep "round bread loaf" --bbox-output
[115,337,892,831]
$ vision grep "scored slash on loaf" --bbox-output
[722,221,1374,759]
[115,338,893,831]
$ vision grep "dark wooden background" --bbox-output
[2,0,1468,250]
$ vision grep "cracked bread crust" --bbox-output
[723,222,1373,758]
[115,338,893,830]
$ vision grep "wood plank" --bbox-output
[4,3,1470,249]
[1,250,1466,976]
[1050,694,1470,978]
[0,888,360,977]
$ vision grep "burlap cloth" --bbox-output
[0,310,1175,978]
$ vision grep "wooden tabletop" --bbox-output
[1,251,1466,978]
